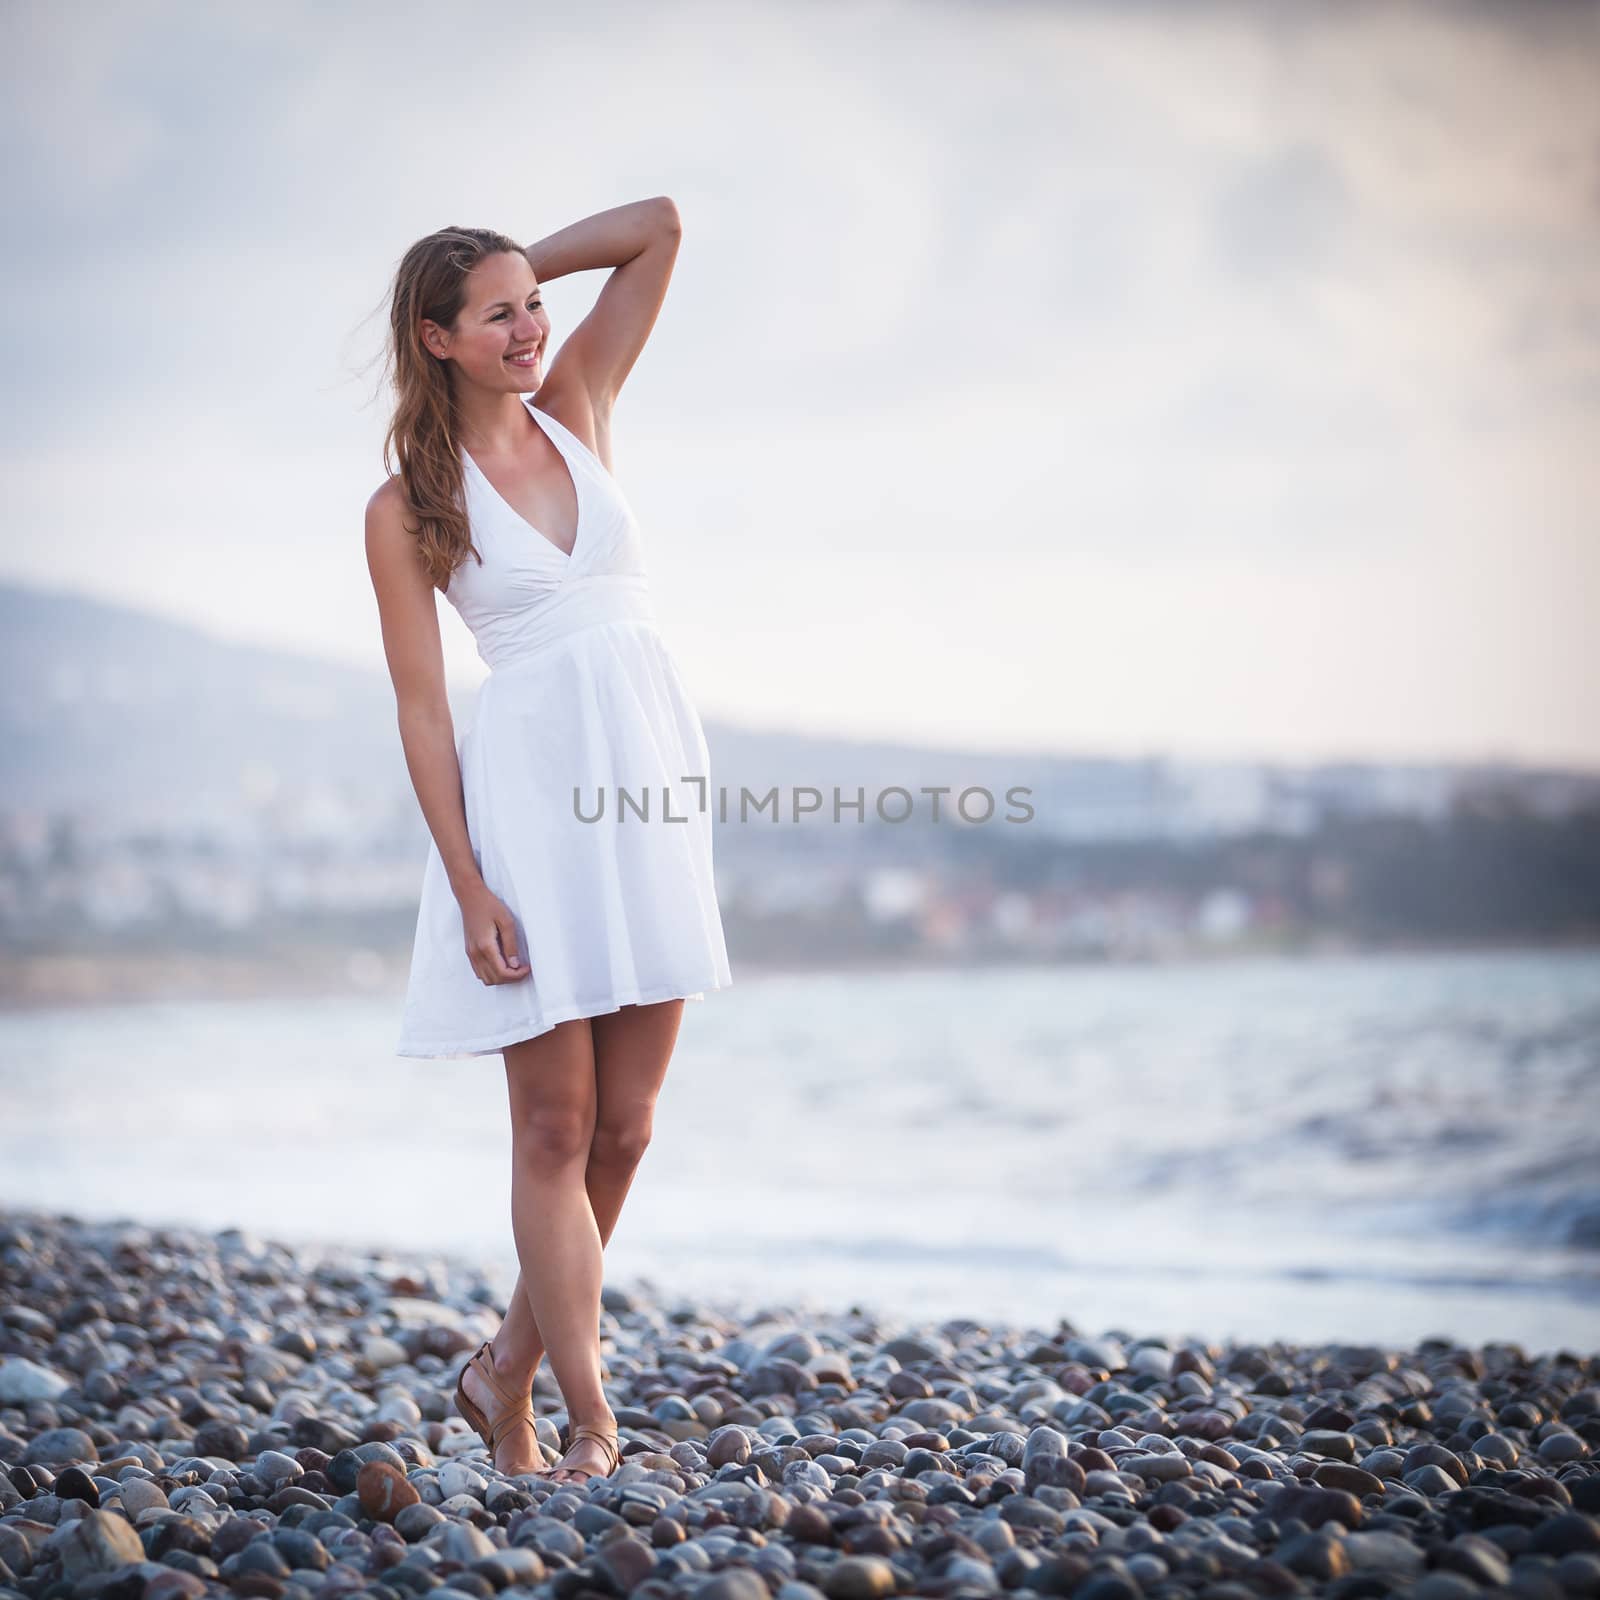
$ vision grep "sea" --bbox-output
[2,947,1596,1355]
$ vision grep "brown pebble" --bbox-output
[143,1572,208,1600]
[232,1576,284,1600]
[784,1505,836,1545]
[357,1460,419,1522]
[649,1514,686,1548]
[1172,1348,1216,1382]
[1312,1461,1386,1498]
[823,1555,898,1600]
[1275,1484,1364,1530]
[1179,1410,1235,1442]
[592,1536,653,1593]
[706,1430,750,1468]
[839,1523,900,1557]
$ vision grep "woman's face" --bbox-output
[422,250,549,390]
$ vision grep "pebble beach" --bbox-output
[1,1210,1597,1600]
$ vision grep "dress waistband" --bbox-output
[484,573,658,674]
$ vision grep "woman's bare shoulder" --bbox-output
[366,473,408,517]
[365,476,424,582]
[365,474,415,540]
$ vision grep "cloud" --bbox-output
[1212,141,1350,280]
[2,0,1598,767]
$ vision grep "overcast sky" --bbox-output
[5,0,1597,769]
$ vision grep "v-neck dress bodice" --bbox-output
[395,394,732,1058]
[447,398,653,667]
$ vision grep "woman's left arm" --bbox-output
[524,196,682,413]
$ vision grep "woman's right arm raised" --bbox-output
[364,482,526,984]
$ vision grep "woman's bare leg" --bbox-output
[544,998,684,1482]
[461,1001,684,1477]
[458,1015,602,1474]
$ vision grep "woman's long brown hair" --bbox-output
[381,226,525,591]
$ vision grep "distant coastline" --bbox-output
[2,932,1597,1012]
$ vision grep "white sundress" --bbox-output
[395,392,733,1058]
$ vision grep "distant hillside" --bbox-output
[3,580,1596,840]
[0,582,421,829]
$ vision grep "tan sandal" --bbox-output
[548,1419,621,1484]
[453,1340,547,1474]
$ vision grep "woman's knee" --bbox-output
[510,1108,593,1171]
[589,1114,653,1171]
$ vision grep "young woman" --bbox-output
[364,197,732,1485]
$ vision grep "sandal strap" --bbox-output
[468,1340,526,1413]
[467,1341,536,1453]
[565,1423,621,1472]
[488,1397,534,1451]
